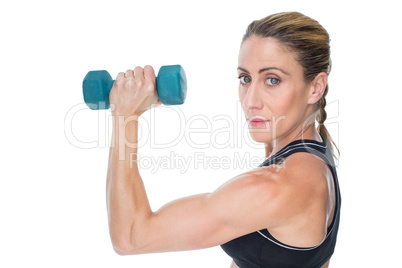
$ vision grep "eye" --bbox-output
[267,78,280,86]
[238,75,251,85]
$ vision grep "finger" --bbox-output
[116,72,125,80]
[143,65,156,83]
[133,66,144,80]
[125,69,134,78]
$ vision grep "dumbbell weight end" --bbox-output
[156,65,187,106]
[83,70,114,110]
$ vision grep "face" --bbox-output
[238,35,318,145]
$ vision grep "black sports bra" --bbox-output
[220,137,341,268]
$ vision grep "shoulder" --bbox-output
[240,153,329,219]
[233,152,328,196]
[202,168,279,234]
[281,152,331,194]
[206,152,329,231]
[267,152,332,220]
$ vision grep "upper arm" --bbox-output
[118,153,330,255]
[125,169,290,254]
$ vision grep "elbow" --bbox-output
[111,238,139,256]
[109,215,152,255]
[113,245,135,256]
[110,230,146,256]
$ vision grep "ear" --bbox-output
[307,72,327,104]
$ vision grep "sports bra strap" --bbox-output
[259,137,336,170]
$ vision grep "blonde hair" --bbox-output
[243,12,339,158]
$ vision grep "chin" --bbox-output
[248,131,273,144]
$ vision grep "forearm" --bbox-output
[106,116,152,252]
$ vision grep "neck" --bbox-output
[264,123,321,158]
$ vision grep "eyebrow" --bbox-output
[237,66,290,75]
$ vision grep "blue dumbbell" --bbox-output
[83,65,187,110]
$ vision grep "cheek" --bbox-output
[266,90,294,118]
[268,88,304,126]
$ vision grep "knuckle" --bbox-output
[144,83,155,94]
[125,70,134,77]
[144,65,153,72]
[115,78,123,87]
[145,80,154,89]
[134,78,143,88]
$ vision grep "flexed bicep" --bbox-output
[122,170,283,255]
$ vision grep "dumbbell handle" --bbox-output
[83,65,187,110]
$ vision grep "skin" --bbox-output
[106,35,336,268]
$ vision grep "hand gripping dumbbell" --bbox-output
[83,65,187,110]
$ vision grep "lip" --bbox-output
[247,116,269,127]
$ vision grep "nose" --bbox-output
[241,81,263,111]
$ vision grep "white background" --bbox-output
[1,0,401,267]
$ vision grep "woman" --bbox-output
[106,12,341,268]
